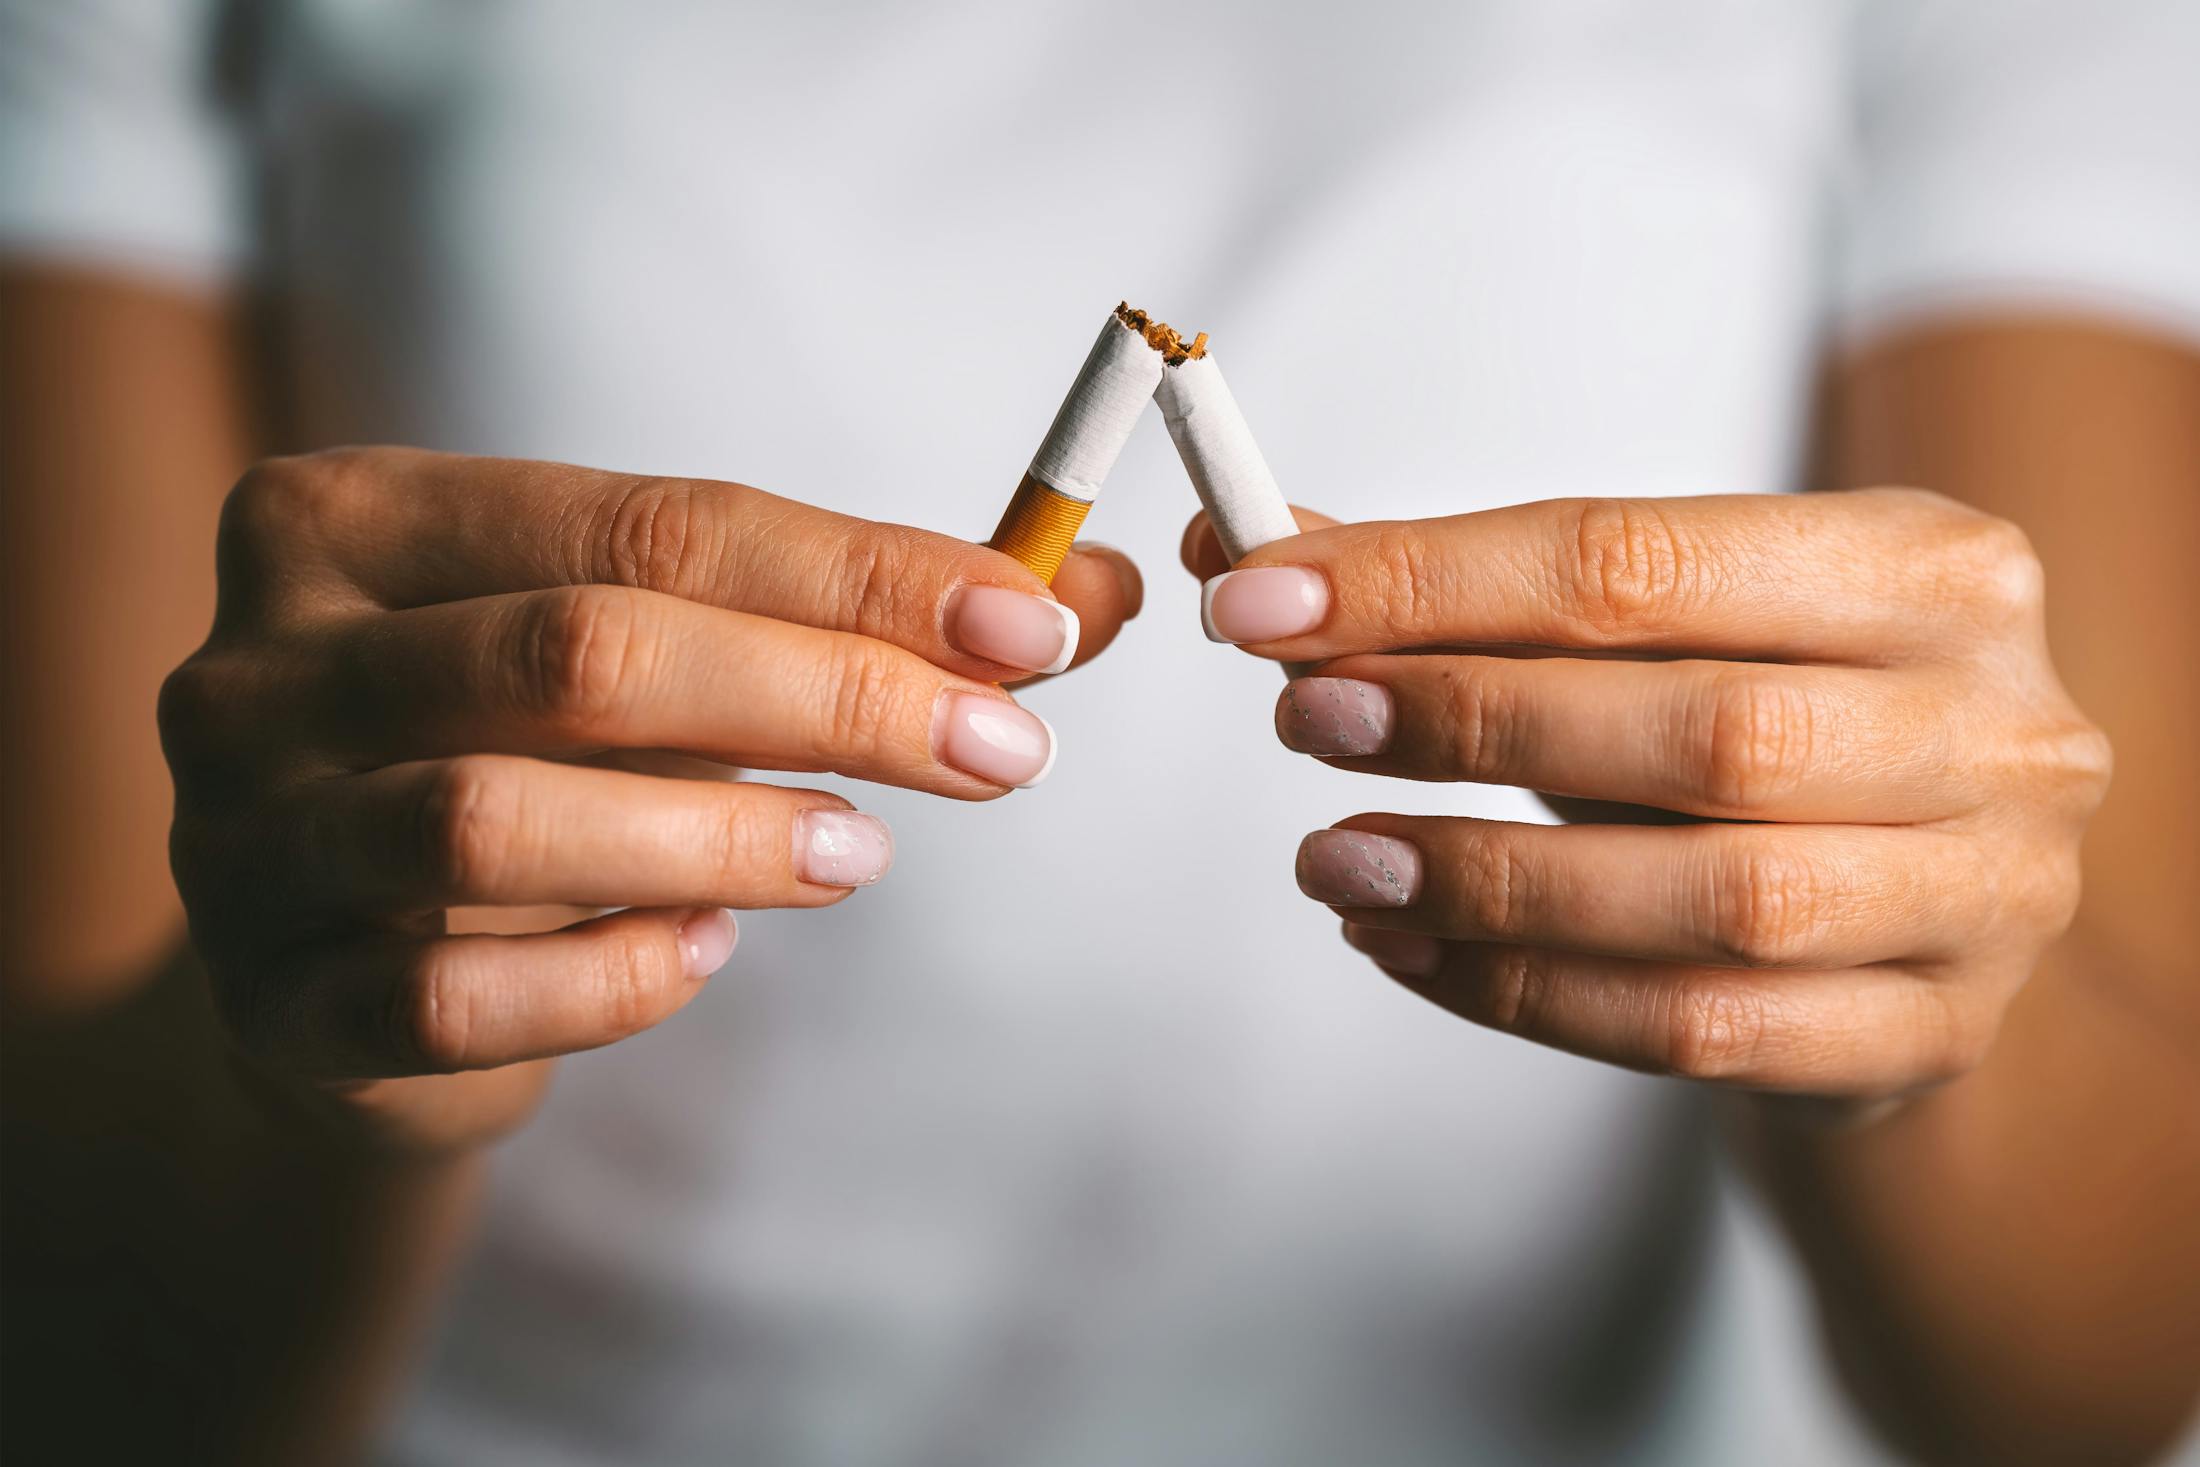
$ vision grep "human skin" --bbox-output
[4,260,2195,1462]
[1184,316,2200,1462]
[0,264,1141,1462]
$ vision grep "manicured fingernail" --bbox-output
[947,585,1080,675]
[1341,922,1444,977]
[1296,830,1422,907]
[678,908,738,980]
[1201,566,1329,643]
[794,810,895,887]
[934,692,1056,788]
[1277,677,1394,756]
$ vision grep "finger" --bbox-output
[313,585,1058,797]
[1339,929,1980,1096]
[233,906,735,1078]
[256,758,892,913]
[1275,657,1972,822]
[1026,542,1142,679]
[1198,489,2036,663]
[1537,794,1700,826]
[1178,505,1340,581]
[1300,816,1992,968]
[236,449,1104,682]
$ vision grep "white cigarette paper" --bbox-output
[1154,353,1300,564]
[1028,313,1166,502]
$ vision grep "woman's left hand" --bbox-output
[1186,489,2111,1101]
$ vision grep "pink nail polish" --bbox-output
[946,585,1080,674]
[678,908,738,980]
[1201,566,1329,644]
[794,810,895,886]
[1341,922,1444,977]
[1277,678,1394,756]
[1296,830,1422,907]
[934,692,1056,788]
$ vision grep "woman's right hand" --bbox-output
[158,447,1141,1151]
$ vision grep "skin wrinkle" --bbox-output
[15,257,2191,1457]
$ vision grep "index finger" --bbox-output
[1200,490,2021,664]
[233,447,1131,682]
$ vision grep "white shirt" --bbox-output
[7,3,2199,1463]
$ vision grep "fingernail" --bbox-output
[934,692,1057,788]
[1341,922,1444,977]
[947,585,1080,675]
[1295,830,1422,907]
[678,907,738,980]
[1201,566,1329,644]
[1277,677,1394,756]
[794,810,895,887]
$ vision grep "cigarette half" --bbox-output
[990,304,1171,583]
[1154,350,1299,565]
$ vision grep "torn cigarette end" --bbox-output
[1114,301,1208,365]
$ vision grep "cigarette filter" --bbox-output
[991,304,1187,582]
[1154,349,1300,566]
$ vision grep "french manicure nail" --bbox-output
[1341,922,1445,977]
[947,585,1080,675]
[1277,678,1394,756]
[678,908,738,980]
[934,692,1057,788]
[1296,830,1422,908]
[794,810,895,887]
[1201,566,1329,644]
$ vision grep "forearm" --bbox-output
[0,266,483,1460]
[0,265,250,1004]
[1750,315,2200,1460]
[1735,937,2200,1462]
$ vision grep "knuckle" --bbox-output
[1660,978,1772,1081]
[419,757,523,899]
[701,794,775,890]
[1441,662,1523,779]
[1458,827,1532,937]
[2044,716,2114,812]
[1482,946,1554,1034]
[2010,846,2086,946]
[820,641,913,757]
[395,946,474,1072]
[1916,986,1998,1085]
[600,478,731,597]
[522,585,648,729]
[1363,522,1445,632]
[835,526,921,643]
[219,450,368,564]
[1710,845,1830,967]
[1560,499,1701,632]
[1701,670,1817,814]
[1937,511,2045,623]
[592,937,675,1042]
[155,656,229,776]
[1939,1004,2003,1081]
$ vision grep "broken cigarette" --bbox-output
[1153,341,1299,566]
[991,303,1193,582]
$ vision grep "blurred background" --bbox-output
[4,3,2197,1464]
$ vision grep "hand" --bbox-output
[1186,490,2108,1103]
[162,447,1139,1151]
